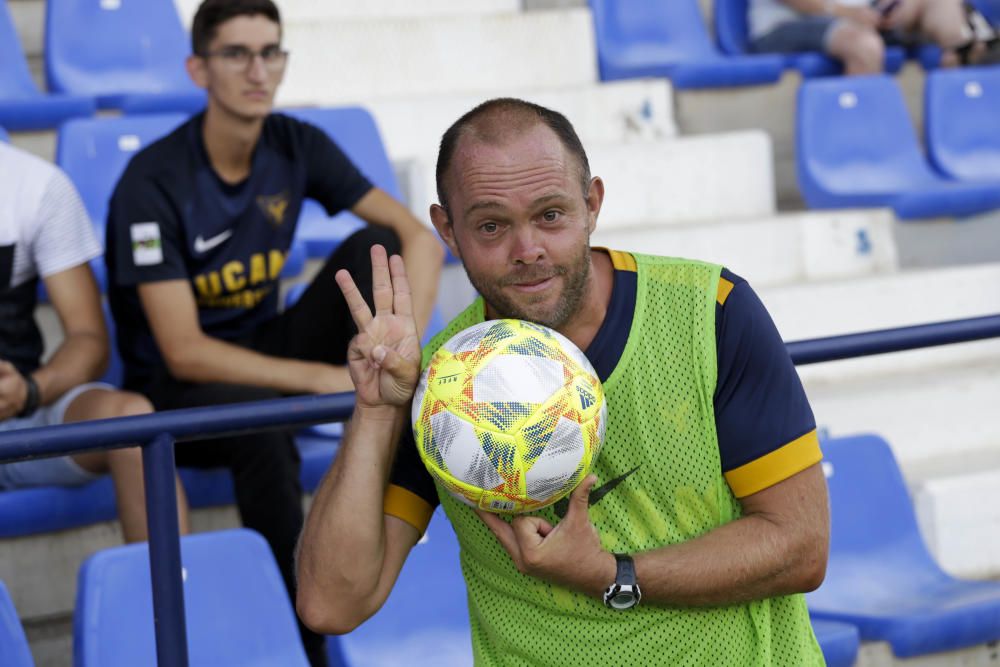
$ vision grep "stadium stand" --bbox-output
[336,510,472,667]
[811,619,860,667]
[0,0,95,131]
[44,0,206,114]
[0,581,34,667]
[277,9,598,107]
[925,65,1000,182]
[587,0,786,88]
[174,0,520,25]
[282,107,402,259]
[808,434,1000,658]
[74,529,311,666]
[713,0,908,77]
[797,75,1000,219]
[55,114,306,283]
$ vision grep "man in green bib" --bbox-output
[297,98,830,666]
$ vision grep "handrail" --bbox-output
[1,313,999,666]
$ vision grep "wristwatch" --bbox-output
[603,553,641,610]
[17,373,40,418]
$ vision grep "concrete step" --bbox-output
[407,130,776,231]
[760,262,1000,385]
[592,208,898,288]
[276,9,597,106]
[365,79,676,164]
[174,0,521,28]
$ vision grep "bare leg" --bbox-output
[65,389,190,543]
[887,0,971,64]
[827,21,886,75]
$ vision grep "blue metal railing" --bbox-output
[0,314,998,666]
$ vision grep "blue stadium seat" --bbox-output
[0,1,95,131]
[0,125,8,142]
[0,581,34,667]
[338,509,471,667]
[975,0,1000,23]
[808,434,1000,657]
[812,618,859,667]
[714,0,906,76]
[74,529,310,667]
[282,108,402,259]
[588,0,786,89]
[45,0,205,113]
[797,75,1000,219]
[925,65,1000,182]
[56,114,306,284]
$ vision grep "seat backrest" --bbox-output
[0,1,40,97]
[74,528,308,667]
[0,581,34,667]
[588,0,715,64]
[45,0,194,96]
[715,0,752,55]
[340,510,472,666]
[820,434,943,578]
[925,66,1000,181]
[284,107,401,199]
[797,76,936,198]
[57,113,188,231]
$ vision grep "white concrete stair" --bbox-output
[277,9,597,106]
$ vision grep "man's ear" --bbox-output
[430,204,460,258]
[186,55,209,89]
[586,176,605,235]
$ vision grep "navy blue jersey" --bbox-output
[106,112,372,390]
[386,251,817,532]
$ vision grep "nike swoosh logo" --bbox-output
[553,465,641,519]
[193,229,233,254]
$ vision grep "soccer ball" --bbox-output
[412,319,607,514]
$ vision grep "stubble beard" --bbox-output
[462,243,592,331]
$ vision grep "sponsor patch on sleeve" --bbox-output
[130,222,163,266]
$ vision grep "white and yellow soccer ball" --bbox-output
[411,319,607,514]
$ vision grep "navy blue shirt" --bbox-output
[106,112,372,390]
[387,252,818,528]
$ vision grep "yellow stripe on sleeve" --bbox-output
[384,484,435,535]
[606,249,637,273]
[724,430,822,498]
[717,278,735,306]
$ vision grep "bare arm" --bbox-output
[0,263,109,419]
[351,188,444,333]
[138,280,351,394]
[297,245,424,634]
[480,463,829,607]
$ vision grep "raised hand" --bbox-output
[335,244,422,409]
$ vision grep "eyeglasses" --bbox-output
[201,45,289,72]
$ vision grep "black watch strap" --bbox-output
[614,553,637,586]
[17,373,40,418]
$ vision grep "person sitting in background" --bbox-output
[104,0,442,663]
[0,141,189,544]
[749,0,1000,74]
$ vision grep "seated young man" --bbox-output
[0,141,189,544]
[104,1,443,663]
[749,0,1000,73]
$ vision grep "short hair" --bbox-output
[191,0,282,55]
[435,98,591,215]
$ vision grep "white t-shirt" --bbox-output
[750,0,869,40]
[0,142,101,290]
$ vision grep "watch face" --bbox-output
[609,590,638,610]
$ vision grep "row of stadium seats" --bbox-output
[798,71,1000,220]
[7,433,999,666]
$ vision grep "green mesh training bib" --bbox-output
[421,253,824,666]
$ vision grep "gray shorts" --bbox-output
[750,16,842,54]
[0,382,116,490]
